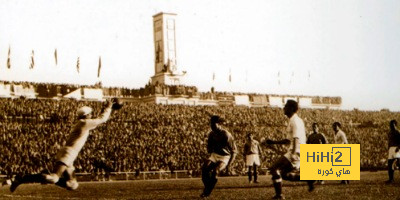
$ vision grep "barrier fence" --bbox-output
[0,170,195,183]
[0,168,277,183]
[0,168,383,184]
[78,170,194,181]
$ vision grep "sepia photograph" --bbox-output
[0,0,399,199]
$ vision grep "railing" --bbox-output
[72,170,193,181]
[0,170,193,183]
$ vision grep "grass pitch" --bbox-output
[1,171,400,200]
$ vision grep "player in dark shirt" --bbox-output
[201,115,237,198]
[244,132,262,183]
[307,122,328,185]
[307,123,328,144]
[386,120,400,183]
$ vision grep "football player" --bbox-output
[386,120,400,184]
[10,100,114,192]
[265,100,315,199]
[332,122,349,184]
[200,115,237,198]
[307,123,328,144]
[307,122,328,185]
[244,132,262,183]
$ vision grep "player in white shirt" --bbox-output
[333,122,348,144]
[332,122,350,184]
[265,100,315,200]
[10,100,114,192]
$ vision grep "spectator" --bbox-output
[0,98,399,177]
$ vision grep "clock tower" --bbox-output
[151,12,185,85]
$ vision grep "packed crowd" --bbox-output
[2,81,342,107]
[1,80,199,99]
[103,83,198,98]
[0,98,398,177]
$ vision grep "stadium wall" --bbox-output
[234,95,250,106]
[83,88,103,100]
[0,82,342,108]
[0,83,11,97]
[299,97,312,108]
[64,88,82,100]
[12,84,36,98]
[269,96,284,107]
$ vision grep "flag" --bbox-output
[97,56,101,78]
[30,50,34,69]
[229,68,232,82]
[54,49,58,66]
[290,71,294,84]
[76,57,80,73]
[7,46,11,69]
[308,70,311,80]
[212,72,215,81]
[277,71,280,85]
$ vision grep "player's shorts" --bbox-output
[388,147,400,159]
[56,147,79,167]
[284,152,300,170]
[245,154,260,166]
[209,153,231,170]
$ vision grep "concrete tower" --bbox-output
[151,12,186,85]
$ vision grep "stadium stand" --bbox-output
[0,98,398,180]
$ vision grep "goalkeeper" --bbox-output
[10,99,118,192]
